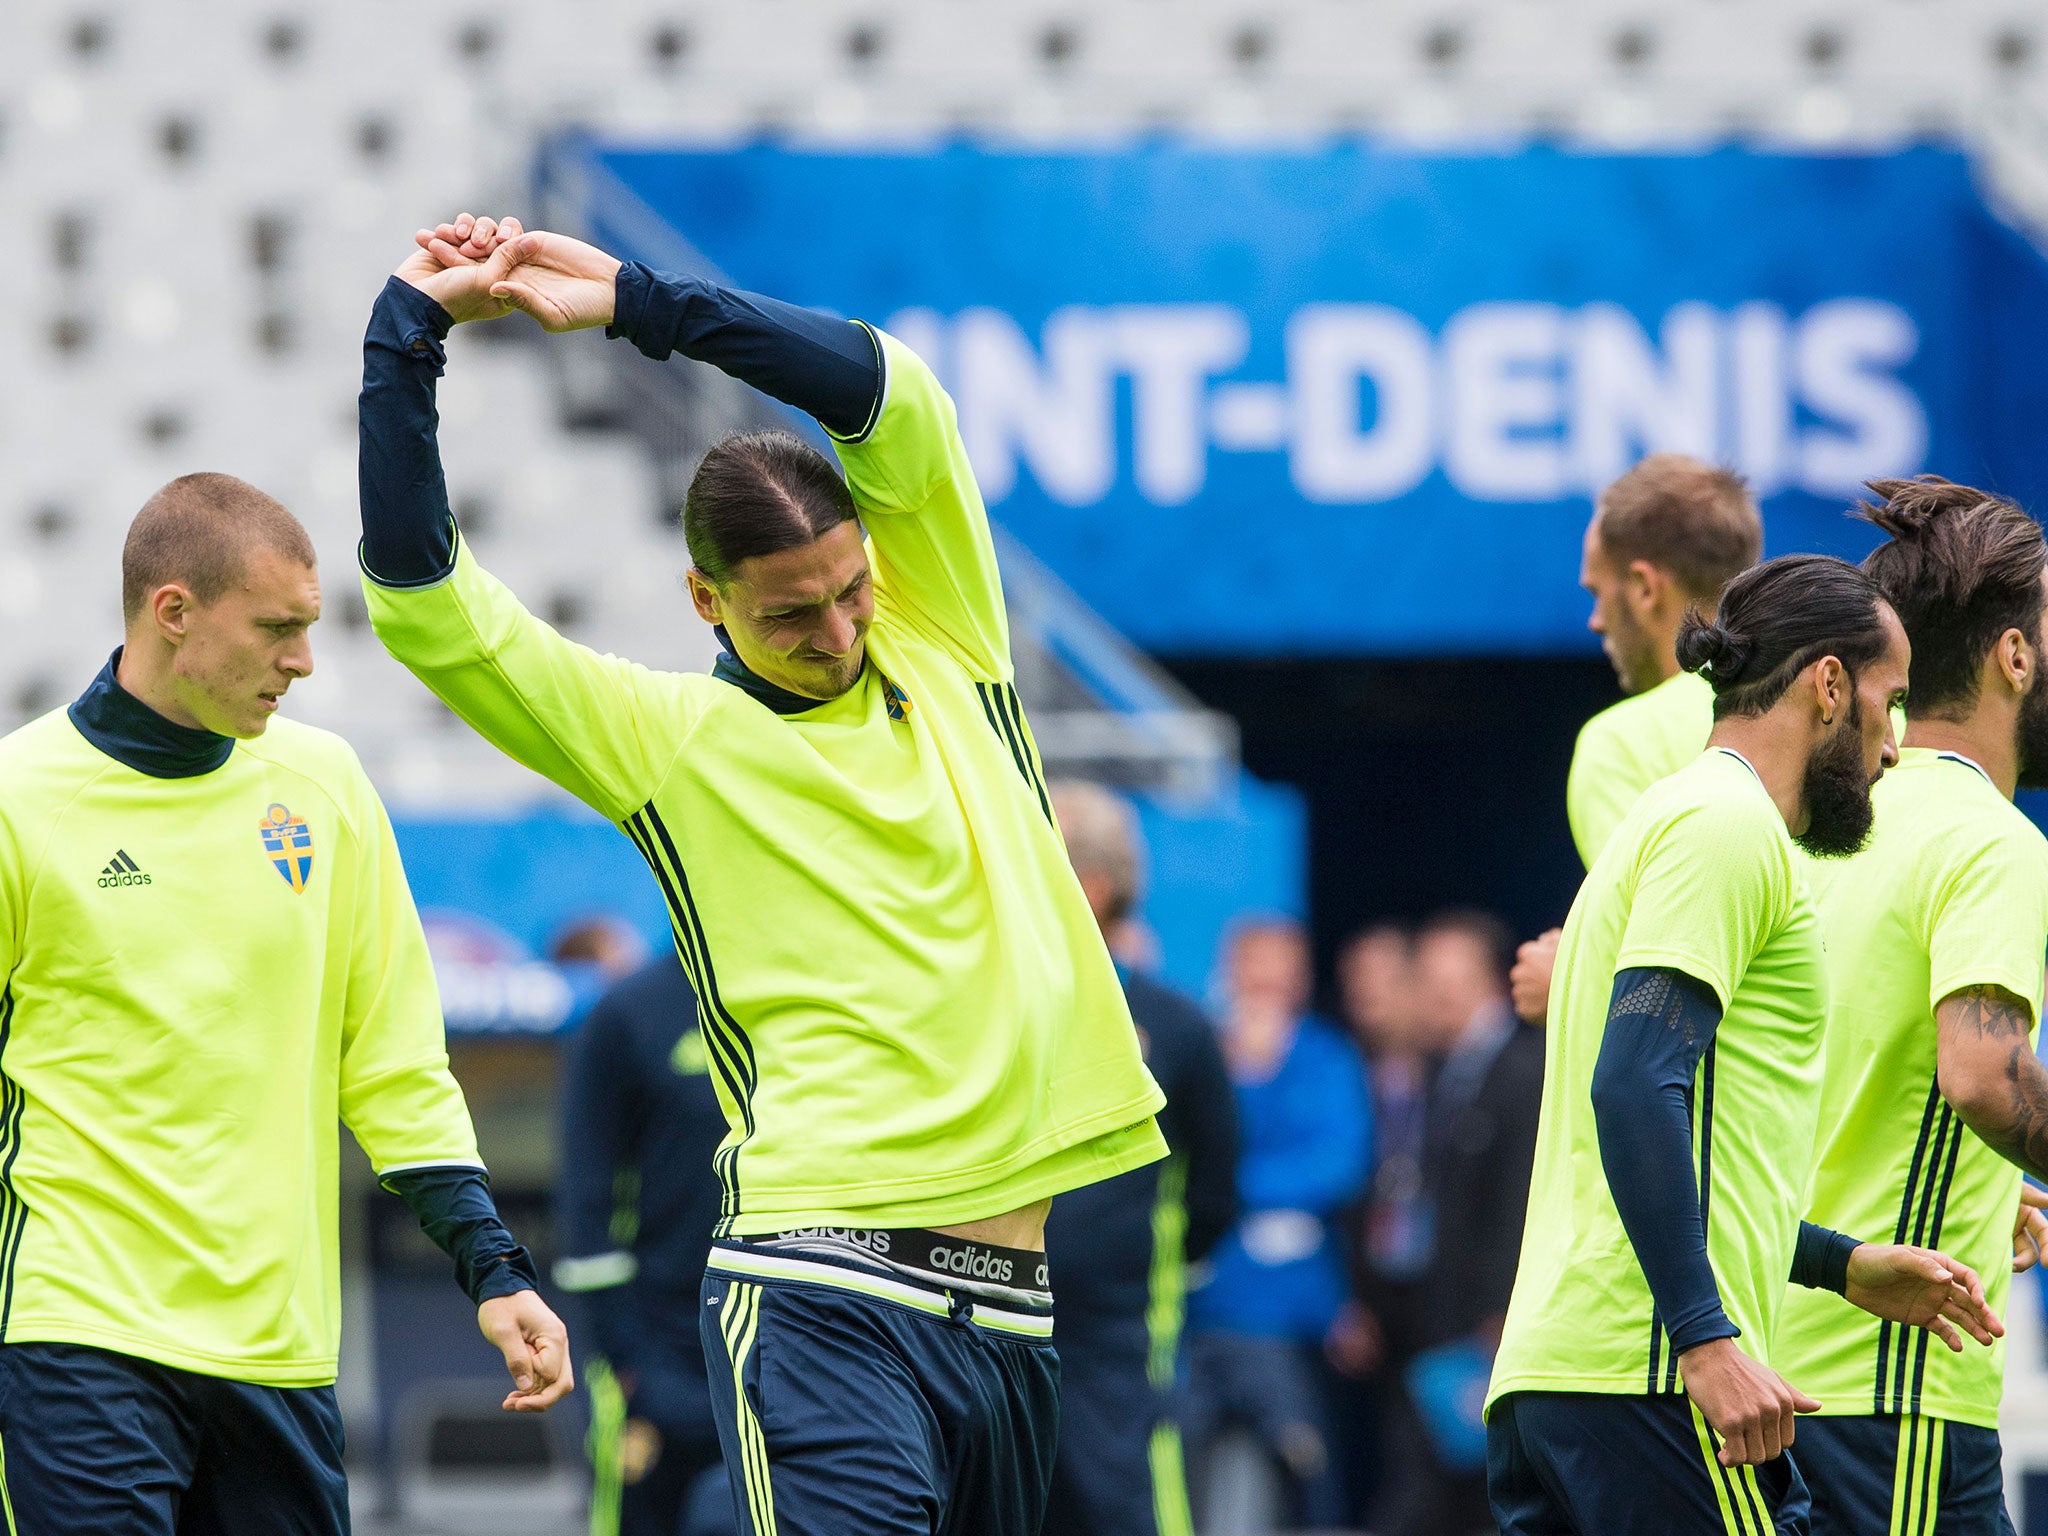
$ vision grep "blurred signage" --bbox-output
[577,141,2048,654]
[420,909,595,1035]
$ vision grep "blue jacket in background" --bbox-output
[1189,1015,1374,1343]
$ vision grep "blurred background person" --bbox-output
[1186,916,1373,1530]
[1512,457,1765,1024]
[1386,911,1545,1536]
[1328,923,1432,1526]
[550,914,651,983]
[554,951,735,1536]
[1043,781,1239,1536]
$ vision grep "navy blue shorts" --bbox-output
[1488,1390,1810,1536]
[699,1241,1060,1536]
[1796,1414,2013,1536]
[0,1340,348,1535]
[1042,1323,1191,1536]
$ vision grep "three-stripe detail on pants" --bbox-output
[975,681,1052,824]
[1887,1413,1947,1536]
[718,1282,777,1536]
[1689,1404,1776,1536]
[0,988,27,1340]
[622,805,757,1237]
[1875,1081,1963,1415]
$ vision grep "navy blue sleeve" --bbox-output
[382,1166,541,1306]
[606,262,883,441]
[1157,994,1240,1264]
[1589,966,1740,1355]
[553,996,647,1368]
[358,277,459,585]
[1790,1221,1859,1294]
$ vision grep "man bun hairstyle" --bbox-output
[684,430,860,586]
[1857,475,2047,719]
[1597,455,1763,606]
[1678,553,1891,720]
[122,472,315,619]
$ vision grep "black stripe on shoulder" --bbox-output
[0,989,28,1339]
[620,808,758,1234]
[1000,683,1054,823]
[976,681,1054,825]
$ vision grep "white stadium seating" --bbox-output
[1,0,2045,797]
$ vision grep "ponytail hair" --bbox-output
[1679,554,1891,719]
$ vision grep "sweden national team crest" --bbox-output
[883,677,913,722]
[260,803,314,892]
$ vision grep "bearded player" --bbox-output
[1776,478,2048,1534]
[1488,555,1999,1535]
[358,214,1166,1536]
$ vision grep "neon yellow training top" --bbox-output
[1490,749,1828,1407]
[0,708,483,1386]
[1567,669,1716,869]
[1776,750,2048,1427]
[366,331,1168,1235]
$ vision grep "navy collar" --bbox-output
[68,649,235,778]
[710,626,842,717]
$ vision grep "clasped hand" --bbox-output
[393,211,623,332]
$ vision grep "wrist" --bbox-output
[1677,1333,1741,1366]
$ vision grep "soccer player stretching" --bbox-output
[1488,554,1998,1536]
[1776,478,2048,1534]
[0,474,568,1530]
[358,217,1167,1535]
[1512,455,1761,1021]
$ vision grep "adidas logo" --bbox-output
[97,850,151,888]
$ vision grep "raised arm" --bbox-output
[473,228,1014,678]
[358,238,704,822]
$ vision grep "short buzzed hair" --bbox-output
[122,473,315,619]
[1049,779,1146,924]
[1596,454,1763,605]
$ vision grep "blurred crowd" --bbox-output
[1179,910,1540,1536]
[544,858,1542,1536]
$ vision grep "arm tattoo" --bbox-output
[1951,984,2036,1041]
[1947,984,2048,1183]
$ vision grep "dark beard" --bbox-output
[2016,677,2048,791]
[1795,699,1877,858]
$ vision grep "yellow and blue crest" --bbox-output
[883,678,913,722]
[260,803,314,892]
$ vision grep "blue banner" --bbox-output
[577,140,2048,655]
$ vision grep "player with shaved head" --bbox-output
[0,473,569,1530]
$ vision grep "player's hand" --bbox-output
[415,212,522,263]
[2013,1183,2048,1273]
[479,230,625,332]
[1510,929,1560,1024]
[393,212,526,324]
[1677,1336,1818,1465]
[477,1289,574,1411]
[1843,1242,2002,1351]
